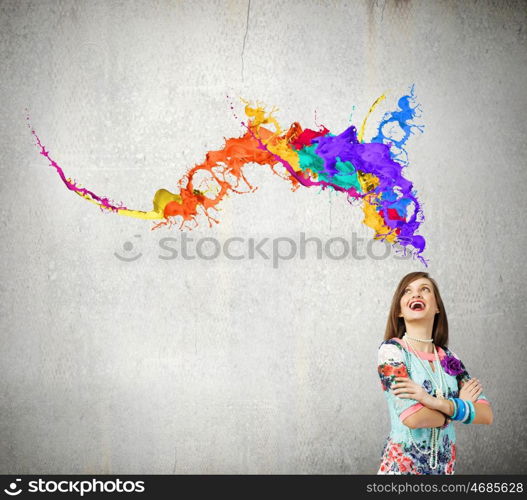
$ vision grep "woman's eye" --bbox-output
[404,286,430,294]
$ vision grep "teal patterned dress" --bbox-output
[377,337,490,474]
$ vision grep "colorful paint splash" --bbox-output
[27,85,427,265]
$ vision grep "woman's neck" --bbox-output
[403,325,434,353]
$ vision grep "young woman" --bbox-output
[376,271,493,474]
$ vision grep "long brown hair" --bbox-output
[384,271,449,347]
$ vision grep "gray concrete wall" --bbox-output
[1,0,525,473]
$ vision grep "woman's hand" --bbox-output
[459,378,483,402]
[391,377,435,407]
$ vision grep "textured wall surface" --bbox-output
[1,0,526,474]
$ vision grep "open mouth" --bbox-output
[409,300,425,311]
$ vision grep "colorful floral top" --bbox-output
[377,337,491,475]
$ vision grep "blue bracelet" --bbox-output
[461,400,471,422]
[450,398,458,420]
[455,398,466,421]
[463,400,476,424]
[461,400,470,423]
[449,398,458,420]
[468,401,476,424]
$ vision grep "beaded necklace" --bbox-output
[403,335,447,398]
[401,334,448,470]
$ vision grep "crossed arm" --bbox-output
[392,378,494,429]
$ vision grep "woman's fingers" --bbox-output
[469,381,482,395]
[392,386,414,395]
[464,378,480,388]
[462,378,482,394]
[393,387,413,394]
[391,377,425,399]
[393,391,412,398]
[470,390,482,402]
[459,377,484,403]
[392,387,411,393]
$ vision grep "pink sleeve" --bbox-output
[399,402,424,422]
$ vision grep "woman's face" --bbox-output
[398,277,440,321]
